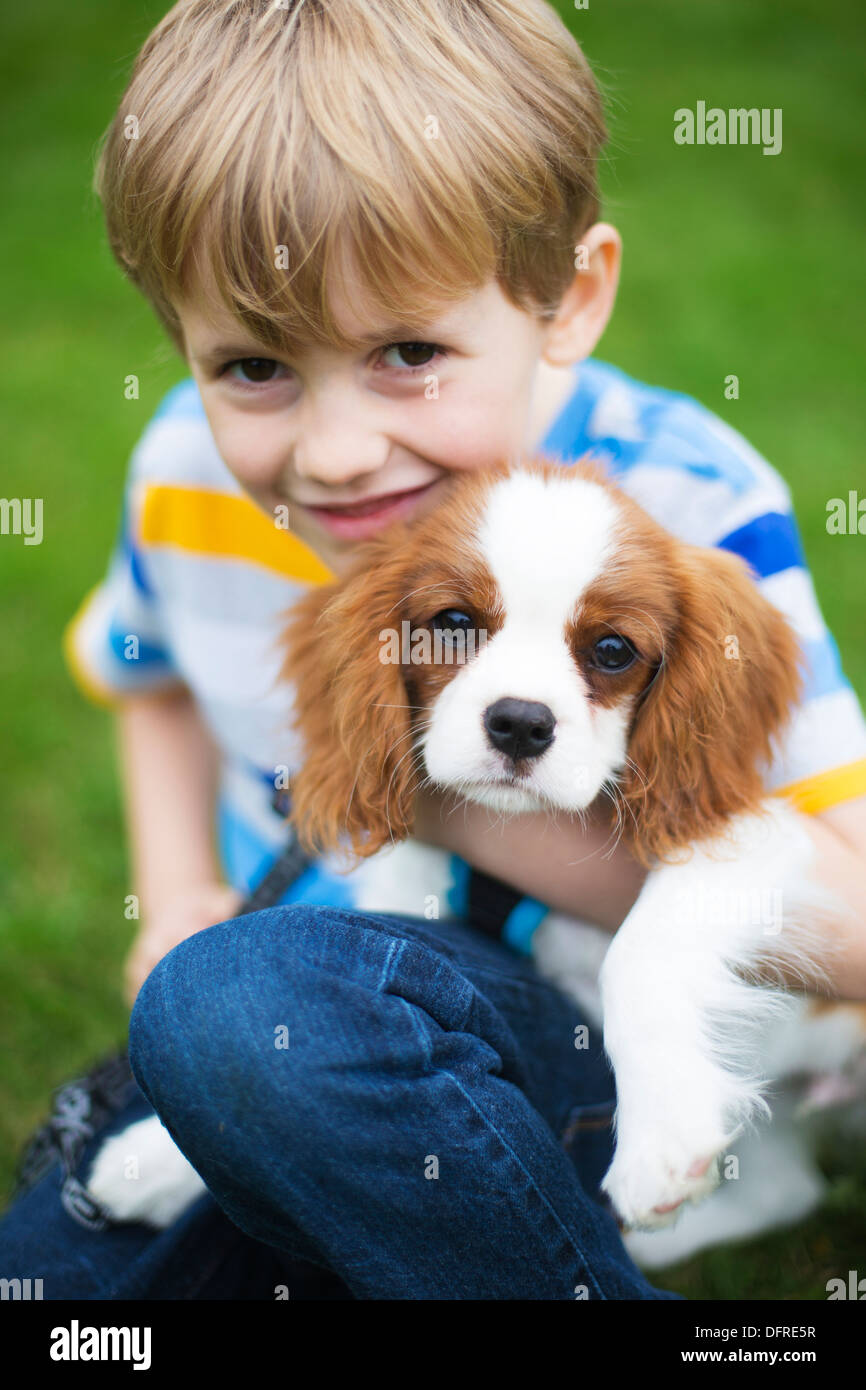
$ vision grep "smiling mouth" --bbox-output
[302,481,438,516]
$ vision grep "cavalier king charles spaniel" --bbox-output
[88,457,866,1260]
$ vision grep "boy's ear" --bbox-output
[621,544,804,865]
[281,551,418,859]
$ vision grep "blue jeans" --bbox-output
[0,905,679,1300]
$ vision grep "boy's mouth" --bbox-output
[299,479,442,540]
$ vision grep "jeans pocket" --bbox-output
[560,1098,617,1205]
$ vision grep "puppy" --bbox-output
[88,457,864,1252]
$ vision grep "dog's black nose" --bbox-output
[483,698,555,761]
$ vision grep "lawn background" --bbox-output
[0,0,863,1298]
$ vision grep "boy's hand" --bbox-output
[124,883,243,1007]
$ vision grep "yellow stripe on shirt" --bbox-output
[774,757,866,815]
[62,586,123,709]
[139,485,335,585]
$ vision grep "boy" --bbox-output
[4,0,866,1299]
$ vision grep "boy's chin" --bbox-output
[281,510,347,576]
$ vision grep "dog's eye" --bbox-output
[431,609,474,642]
[591,634,637,671]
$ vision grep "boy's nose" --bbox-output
[291,423,392,491]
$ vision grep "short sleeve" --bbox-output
[544,359,866,816]
[713,505,866,815]
[63,467,182,707]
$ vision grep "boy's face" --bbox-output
[176,231,619,575]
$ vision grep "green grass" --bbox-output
[1,0,864,1299]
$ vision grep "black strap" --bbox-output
[14,1053,143,1227]
[251,841,521,943]
[241,831,313,914]
[466,866,525,941]
[252,818,519,943]
[252,820,522,943]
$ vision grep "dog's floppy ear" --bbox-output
[622,544,803,865]
[282,537,418,859]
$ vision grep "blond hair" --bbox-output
[94,0,607,356]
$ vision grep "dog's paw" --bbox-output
[601,1125,727,1231]
[86,1114,207,1229]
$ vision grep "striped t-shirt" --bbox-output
[65,358,866,918]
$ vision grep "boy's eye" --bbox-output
[381,342,442,371]
[218,344,445,386]
[225,358,284,384]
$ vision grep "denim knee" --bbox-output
[132,906,326,1107]
[127,904,427,1162]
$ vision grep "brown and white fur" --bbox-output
[87,459,866,1262]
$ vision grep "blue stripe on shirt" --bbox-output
[218,801,281,896]
[801,634,849,702]
[502,898,550,956]
[540,372,601,461]
[108,622,173,669]
[127,543,155,599]
[218,799,358,908]
[115,497,157,599]
[717,512,805,579]
[541,360,762,495]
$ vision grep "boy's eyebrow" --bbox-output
[192,344,285,369]
[192,319,463,368]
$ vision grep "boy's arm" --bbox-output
[803,797,866,997]
[117,688,241,1004]
[414,787,648,933]
[413,787,866,1000]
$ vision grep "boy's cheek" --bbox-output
[198,399,285,495]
